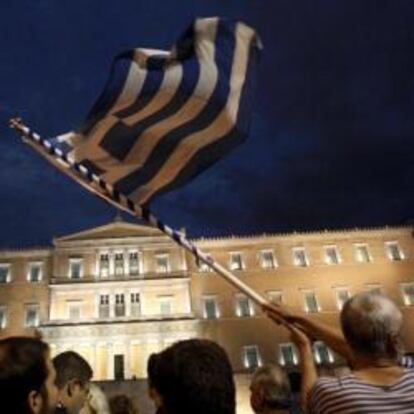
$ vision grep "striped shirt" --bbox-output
[309,369,414,413]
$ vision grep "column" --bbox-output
[185,281,192,314]
[94,293,99,319]
[106,343,113,380]
[139,251,144,275]
[95,342,107,380]
[125,290,131,317]
[109,250,115,276]
[125,340,131,379]
[94,250,100,279]
[109,294,115,318]
[90,344,96,378]
[124,250,129,276]
[180,246,188,271]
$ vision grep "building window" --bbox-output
[313,342,334,364]
[279,343,298,366]
[303,291,320,313]
[99,254,110,277]
[28,262,43,282]
[115,294,125,317]
[67,302,81,320]
[385,241,404,261]
[334,288,350,310]
[156,255,170,273]
[130,293,141,317]
[114,253,124,276]
[267,290,283,304]
[25,304,39,327]
[159,297,172,315]
[229,252,244,271]
[69,259,83,279]
[198,254,213,272]
[236,295,254,317]
[401,284,414,306]
[354,244,372,263]
[324,246,340,265]
[260,250,277,269]
[129,252,139,275]
[99,295,110,318]
[0,264,11,283]
[203,297,219,319]
[0,306,7,329]
[243,345,261,369]
[401,354,414,367]
[292,247,309,267]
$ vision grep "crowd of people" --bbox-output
[0,291,413,413]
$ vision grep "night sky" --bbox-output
[0,1,413,248]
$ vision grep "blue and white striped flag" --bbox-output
[53,17,261,206]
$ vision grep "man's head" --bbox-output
[341,291,403,360]
[147,339,235,414]
[79,384,110,414]
[109,394,137,414]
[250,364,291,413]
[53,351,93,414]
[0,336,58,414]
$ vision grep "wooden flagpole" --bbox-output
[9,118,267,306]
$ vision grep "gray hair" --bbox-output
[80,384,110,414]
[251,364,291,409]
[340,291,403,359]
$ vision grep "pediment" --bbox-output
[54,220,164,243]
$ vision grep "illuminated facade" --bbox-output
[0,218,413,380]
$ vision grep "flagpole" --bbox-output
[9,118,267,306]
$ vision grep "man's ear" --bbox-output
[28,390,43,414]
[67,379,77,398]
[387,333,402,358]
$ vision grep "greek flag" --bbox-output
[54,17,261,206]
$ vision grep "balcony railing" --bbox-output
[50,270,189,284]
[41,312,196,327]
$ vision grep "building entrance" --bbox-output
[114,354,124,380]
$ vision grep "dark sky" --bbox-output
[0,1,414,247]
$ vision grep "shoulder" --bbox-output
[308,376,351,413]
[402,367,414,379]
[311,376,344,394]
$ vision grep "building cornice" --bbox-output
[1,224,412,254]
[190,225,414,247]
[0,248,52,258]
[41,314,196,328]
[49,275,190,289]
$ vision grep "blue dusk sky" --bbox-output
[0,1,413,247]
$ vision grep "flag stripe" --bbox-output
[100,58,184,160]
[149,127,243,202]
[113,19,237,196]
[147,33,259,202]
[115,54,173,119]
[99,18,219,185]
[52,17,261,206]
[99,54,198,162]
[73,50,167,165]
[129,22,257,204]
[81,51,134,135]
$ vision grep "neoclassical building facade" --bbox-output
[0,218,413,380]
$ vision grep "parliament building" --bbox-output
[0,217,413,380]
